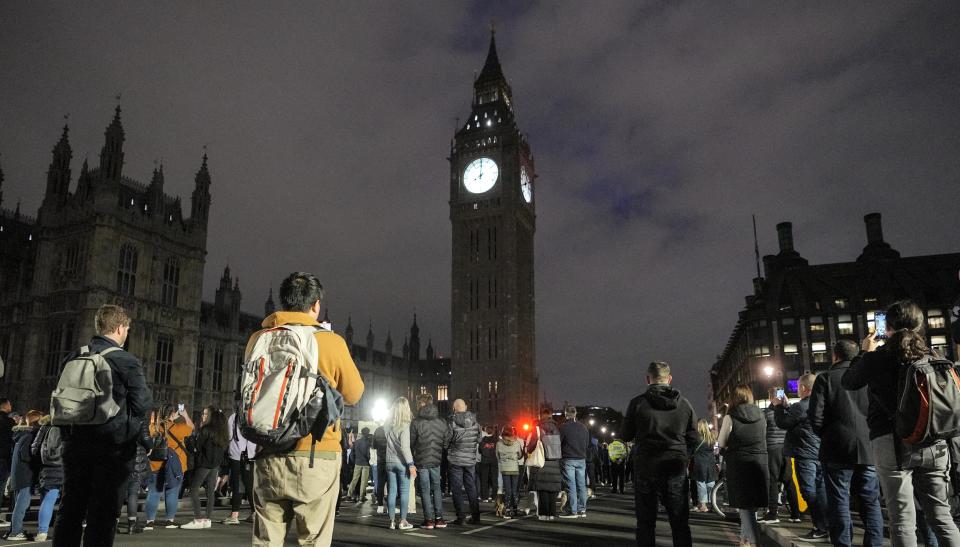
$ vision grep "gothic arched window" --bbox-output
[116,244,138,296]
[161,257,180,307]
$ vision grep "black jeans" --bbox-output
[190,467,219,519]
[376,463,387,506]
[229,458,254,512]
[448,464,480,520]
[634,470,692,547]
[478,462,497,500]
[611,462,626,492]
[767,444,799,517]
[54,438,135,547]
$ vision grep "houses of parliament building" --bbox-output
[0,107,449,423]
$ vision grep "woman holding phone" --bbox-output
[144,404,195,529]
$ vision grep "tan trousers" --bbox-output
[252,455,341,547]
[347,465,370,500]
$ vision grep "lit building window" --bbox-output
[928,310,946,330]
[783,344,799,354]
[931,335,948,355]
[835,298,848,309]
[438,385,448,401]
[837,314,853,335]
[811,342,828,363]
[420,385,427,395]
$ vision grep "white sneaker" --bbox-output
[377,506,385,515]
[35,532,48,541]
[398,520,413,530]
[389,519,396,530]
[179,519,207,530]
[5,532,28,541]
[203,519,212,528]
[222,516,240,525]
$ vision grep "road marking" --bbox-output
[461,514,531,535]
[404,532,437,538]
[358,514,373,518]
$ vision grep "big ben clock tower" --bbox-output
[450,30,538,426]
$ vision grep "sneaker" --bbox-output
[180,519,207,530]
[558,511,579,519]
[143,521,155,531]
[165,521,181,529]
[377,506,385,515]
[760,512,780,523]
[797,529,829,542]
[154,519,175,528]
[389,519,396,530]
[5,532,29,541]
[421,519,435,529]
[538,515,550,521]
[578,511,586,518]
[790,517,803,523]
[398,520,413,531]
[203,519,212,528]
[35,532,48,541]
[434,518,448,528]
[223,516,240,525]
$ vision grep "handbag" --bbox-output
[526,427,545,468]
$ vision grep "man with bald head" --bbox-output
[446,399,482,525]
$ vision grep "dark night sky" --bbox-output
[2,2,959,416]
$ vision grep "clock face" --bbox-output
[463,157,499,194]
[520,166,532,203]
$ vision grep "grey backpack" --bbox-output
[50,346,121,426]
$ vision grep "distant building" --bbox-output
[0,108,449,417]
[709,214,960,422]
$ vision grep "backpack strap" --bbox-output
[99,347,121,356]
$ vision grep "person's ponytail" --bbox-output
[885,300,928,363]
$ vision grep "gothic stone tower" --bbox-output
[450,31,538,425]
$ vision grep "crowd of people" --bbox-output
[0,266,957,547]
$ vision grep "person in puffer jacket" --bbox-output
[446,399,482,525]
[30,415,63,541]
[410,394,450,529]
[121,419,153,534]
[5,410,42,541]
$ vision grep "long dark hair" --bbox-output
[886,300,928,362]
[202,406,230,448]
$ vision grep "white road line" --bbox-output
[461,514,532,535]
[404,532,437,538]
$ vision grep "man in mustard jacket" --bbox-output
[248,272,364,547]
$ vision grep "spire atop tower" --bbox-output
[44,122,73,205]
[99,102,125,181]
[476,27,505,84]
[264,286,276,316]
[191,150,212,227]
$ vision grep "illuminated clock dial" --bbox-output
[463,157,499,194]
[520,166,532,203]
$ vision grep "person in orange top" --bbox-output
[144,405,194,528]
[249,272,364,547]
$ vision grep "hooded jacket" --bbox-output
[808,360,872,465]
[31,418,63,489]
[59,335,153,445]
[244,312,364,455]
[496,437,524,474]
[10,424,37,491]
[410,403,448,468]
[774,396,820,460]
[721,404,768,509]
[622,383,698,478]
[447,410,482,467]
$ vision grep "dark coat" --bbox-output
[194,427,227,469]
[447,410,482,467]
[59,336,153,445]
[559,420,590,460]
[479,435,498,464]
[0,411,15,462]
[526,418,563,492]
[410,404,449,468]
[373,426,387,463]
[353,434,371,467]
[690,438,718,483]
[31,423,63,490]
[723,404,768,510]
[841,345,904,440]
[808,360,873,465]
[763,407,786,447]
[774,397,820,460]
[131,421,152,486]
[10,425,37,491]
[622,384,699,478]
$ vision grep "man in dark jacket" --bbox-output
[347,428,372,503]
[622,361,698,547]
[54,304,152,547]
[774,372,827,541]
[447,399,482,525]
[477,427,498,502]
[0,398,15,526]
[373,424,388,512]
[762,388,800,523]
[808,339,883,546]
[559,406,590,518]
[410,393,450,529]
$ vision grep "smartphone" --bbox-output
[177,403,185,413]
[875,312,887,340]
[775,389,786,400]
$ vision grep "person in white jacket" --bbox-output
[224,413,257,524]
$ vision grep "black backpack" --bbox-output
[895,354,960,445]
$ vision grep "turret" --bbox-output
[44,124,72,206]
[264,287,276,317]
[147,162,165,214]
[385,330,393,356]
[345,316,354,349]
[366,321,375,358]
[409,314,421,361]
[75,159,93,201]
[426,338,435,361]
[98,106,124,181]
[190,153,212,228]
